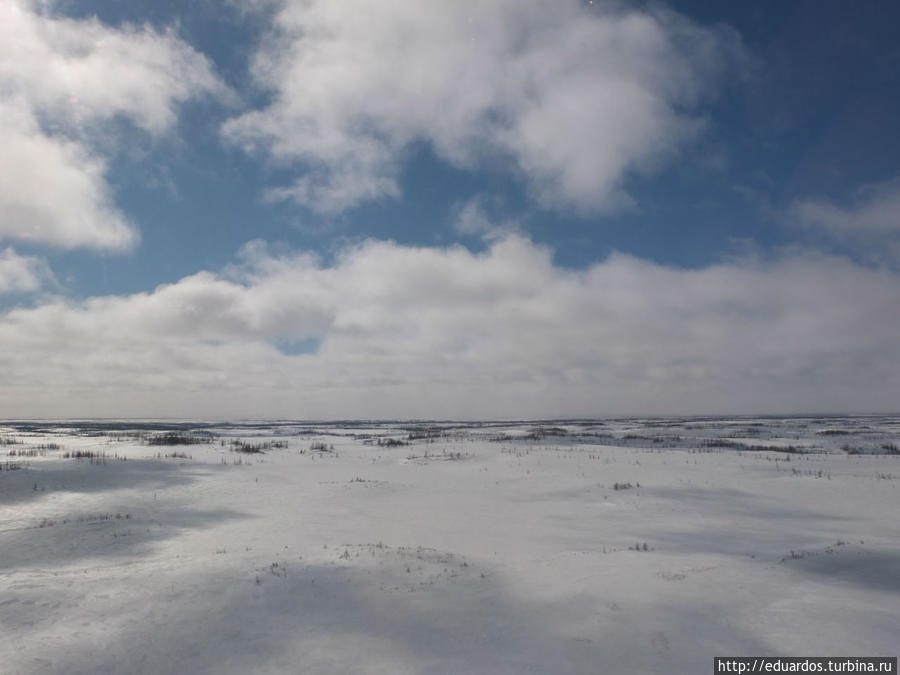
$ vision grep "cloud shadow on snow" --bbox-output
[12,559,777,675]
[0,459,252,570]
[0,457,201,505]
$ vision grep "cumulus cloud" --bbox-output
[0,0,227,251]
[1,236,897,418]
[0,247,54,293]
[0,102,138,251]
[223,0,741,214]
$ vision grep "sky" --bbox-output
[1,0,900,419]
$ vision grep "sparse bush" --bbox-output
[842,443,900,455]
[701,439,747,450]
[232,441,265,454]
[747,444,801,454]
[159,451,191,459]
[523,427,568,440]
[8,443,61,457]
[62,450,111,461]
[407,431,445,442]
[790,467,830,479]
[8,448,45,457]
[488,427,569,442]
[77,513,130,523]
[35,443,61,450]
[406,449,467,461]
[63,450,86,459]
[702,439,802,453]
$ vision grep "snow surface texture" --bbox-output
[1,417,898,674]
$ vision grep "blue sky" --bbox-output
[1,0,899,418]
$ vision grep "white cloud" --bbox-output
[223,0,741,214]
[0,102,138,251]
[0,247,53,293]
[0,0,227,251]
[789,175,900,235]
[1,236,897,418]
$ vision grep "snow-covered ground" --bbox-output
[1,417,898,674]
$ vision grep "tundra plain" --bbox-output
[1,417,898,674]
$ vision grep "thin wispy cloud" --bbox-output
[786,174,900,263]
[0,247,54,293]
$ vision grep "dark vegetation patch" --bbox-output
[228,439,288,454]
[701,439,804,453]
[406,449,469,462]
[405,430,450,442]
[7,444,60,457]
[147,432,214,446]
[613,481,639,490]
[62,450,123,462]
[376,437,408,447]
[488,426,571,442]
[842,442,900,455]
